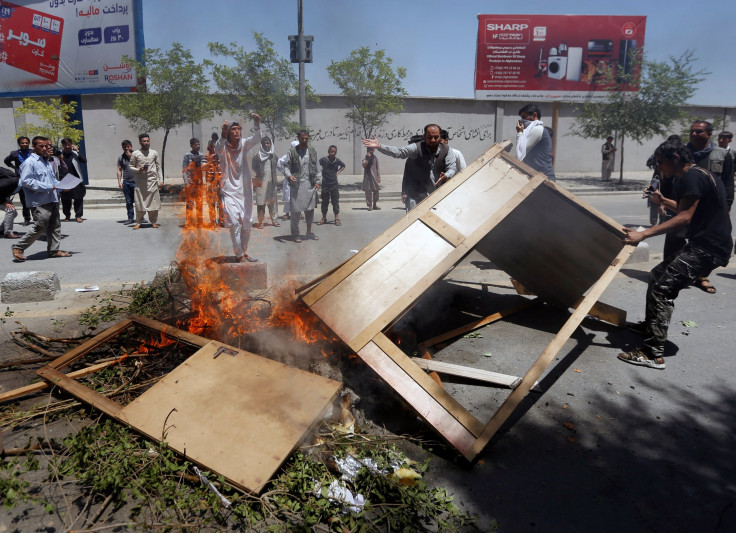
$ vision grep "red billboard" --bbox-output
[474,14,646,101]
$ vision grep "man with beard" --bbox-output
[60,138,87,222]
[284,130,321,242]
[215,115,262,261]
[362,124,457,212]
[4,136,33,225]
[130,134,162,229]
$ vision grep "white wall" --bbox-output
[2,94,735,182]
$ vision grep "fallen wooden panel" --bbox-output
[36,318,341,494]
[299,142,633,461]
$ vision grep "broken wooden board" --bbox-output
[298,142,634,461]
[36,317,342,494]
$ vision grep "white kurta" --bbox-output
[215,131,261,226]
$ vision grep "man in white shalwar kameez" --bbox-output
[215,114,261,262]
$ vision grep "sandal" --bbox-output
[694,277,716,294]
[617,348,665,370]
[49,250,72,258]
[316,219,327,225]
[12,248,25,262]
[335,219,341,226]
[307,232,319,241]
[238,255,258,263]
[271,218,281,227]
[254,222,264,229]
[293,236,302,243]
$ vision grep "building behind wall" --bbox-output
[2,94,734,182]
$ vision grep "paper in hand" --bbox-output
[57,175,82,190]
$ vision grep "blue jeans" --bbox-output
[122,180,135,220]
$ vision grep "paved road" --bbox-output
[2,189,735,532]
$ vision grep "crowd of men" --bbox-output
[3,110,733,374]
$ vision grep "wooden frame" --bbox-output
[34,316,342,494]
[298,143,634,461]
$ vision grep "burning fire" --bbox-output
[175,157,337,347]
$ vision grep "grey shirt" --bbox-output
[377,142,457,183]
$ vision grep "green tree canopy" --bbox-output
[113,43,215,180]
[14,97,83,146]
[572,50,706,182]
[327,47,407,138]
[209,33,311,140]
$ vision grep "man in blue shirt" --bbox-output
[11,136,72,262]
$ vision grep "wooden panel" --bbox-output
[466,245,635,460]
[130,315,211,348]
[358,340,478,455]
[118,340,341,494]
[430,157,530,237]
[36,366,123,418]
[310,221,455,345]
[301,142,513,307]
[474,184,626,309]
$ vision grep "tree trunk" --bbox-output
[618,133,625,184]
[161,128,169,183]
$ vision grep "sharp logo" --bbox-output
[487,23,528,31]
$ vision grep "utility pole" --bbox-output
[288,0,313,127]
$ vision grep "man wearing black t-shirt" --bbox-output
[619,139,732,370]
[317,146,345,226]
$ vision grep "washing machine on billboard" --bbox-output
[548,56,567,80]
[566,47,583,81]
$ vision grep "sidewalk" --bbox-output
[82,171,651,209]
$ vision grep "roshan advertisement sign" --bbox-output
[0,0,143,97]
[475,14,646,101]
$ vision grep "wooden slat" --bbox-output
[372,333,484,436]
[358,340,478,455]
[573,299,627,326]
[294,256,351,295]
[419,298,540,348]
[301,142,514,307]
[420,210,466,247]
[129,315,210,347]
[0,360,120,403]
[36,366,123,417]
[466,244,635,461]
[48,318,134,370]
[411,358,529,389]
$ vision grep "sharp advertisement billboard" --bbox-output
[475,14,646,101]
[0,0,143,97]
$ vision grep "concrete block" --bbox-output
[218,262,268,291]
[1,271,60,303]
[627,242,650,264]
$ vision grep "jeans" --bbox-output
[122,180,135,220]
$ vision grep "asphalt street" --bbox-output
[2,188,736,532]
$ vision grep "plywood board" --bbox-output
[299,143,630,461]
[118,340,341,493]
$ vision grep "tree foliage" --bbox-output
[572,50,706,182]
[14,97,83,146]
[209,33,311,140]
[327,47,407,138]
[113,43,215,180]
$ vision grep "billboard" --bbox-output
[0,0,143,97]
[475,15,646,101]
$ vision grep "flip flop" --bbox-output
[335,219,341,226]
[271,219,281,227]
[316,219,327,225]
[307,233,319,241]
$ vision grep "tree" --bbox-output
[571,51,706,183]
[14,97,83,146]
[113,43,215,181]
[327,47,407,138]
[209,33,311,140]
